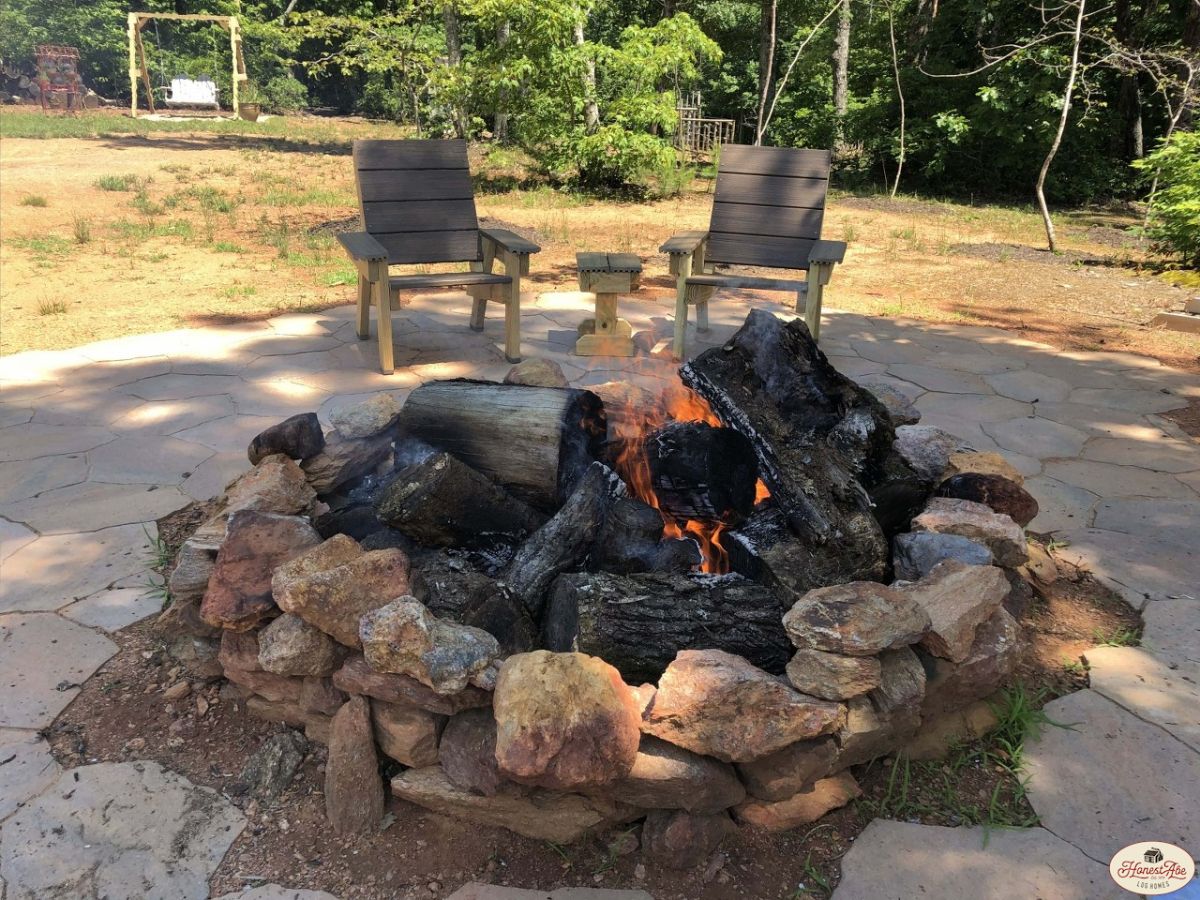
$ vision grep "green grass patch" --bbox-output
[212,241,246,253]
[20,194,48,207]
[72,217,92,244]
[38,298,68,316]
[95,173,142,192]
[323,264,357,287]
[260,186,347,207]
[109,218,195,242]
[10,234,72,256]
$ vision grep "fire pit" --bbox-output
[161,309,1038,865]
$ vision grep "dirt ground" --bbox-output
[1,111,1197,371]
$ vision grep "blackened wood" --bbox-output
[591,497,664,574]
[395,380,607,509]
[411,553,536,654]
[644,421,758,523]
[543,572,793,684]
[866,449,933,539]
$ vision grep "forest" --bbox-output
[1,0,1197,260]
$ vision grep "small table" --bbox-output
[575,252,642,357]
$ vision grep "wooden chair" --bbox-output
[337,139,539,374]
[660,144,847,357]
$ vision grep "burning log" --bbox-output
[394,380,607,510]
[543,572,793,683]
[593,497,664,573]
[644,422,758,523]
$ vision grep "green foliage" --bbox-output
[1136,131,1200,267]
[20,194,48,207]
[262,74,308,112]
[95,174,140,192]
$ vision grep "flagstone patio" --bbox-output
[1,289,1197,899]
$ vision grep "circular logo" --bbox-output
[1109,842,1195,895]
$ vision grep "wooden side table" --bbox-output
[576,252,642,357]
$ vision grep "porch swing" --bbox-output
[126,12,248,118]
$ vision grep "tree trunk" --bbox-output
[887,2,906,197]
[1113,0,1144,160]
[755,0,779,145]
[832,0,851,144]
[575,11,600,133]
[1035,0,1086,252]
[494,20,511,142]
[443,1,467,139]
[543,572,793,683]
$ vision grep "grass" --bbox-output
[213,240,247,253]
[72,217,92,244]
[10,234,72,257]
[20,194,48,207]
[37,298,68,316]
[1093,626,1140,647]
[109,218,195,242]
[95,173,141,192]
[143,525,173,608]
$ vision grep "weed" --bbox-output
[221,283,258,298]
[72,216,92,244]
[842,223,859,243]
[1093,626,1140,647]
[190,185,238,214]
[20,194,48,207]
[323,264,357,287]
[1062,657,1089,675]
[95,173,141,192]
[11,234,72,256]
[544,841,573,871]
[143,525,173,608]
[791,852,832,898]
[259,215,292,258]
[213,241,246,253]
[37,298,68,316]
[131,189,165,217]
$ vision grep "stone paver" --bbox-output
[0,518,36,562]
[1023,475,1097,534]
[1092,498,1200,549]
[1082,436,1200,473]
[0,730,61,821]
[0,455,88,505]
[985,369,1073,403]
[1055,527,1200,608]
[0,481,189,534]
[1042,458,1186,499]
[1141,600,1200,669]
[60,586,163,632]
[0,761,245,900]
[831,820,1122,899]
[447,887,654,900]
[85,435,213,485]
[212,886,340,900]
[0,423,114,462]
[1083,645,1200,751]
[984,416,1089,458]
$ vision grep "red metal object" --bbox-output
[34,45,83,114]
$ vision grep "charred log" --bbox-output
[644,422,758,523]
[591,497,664,574]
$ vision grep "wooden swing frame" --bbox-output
[127,12,248,118]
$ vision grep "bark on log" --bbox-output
[644,422,758,522]
[680,310,890,589]
[543,572,793,683]
[375,451,546,548]
[591,498,664,574]
[394,380,607,509]
[504,462,625,615]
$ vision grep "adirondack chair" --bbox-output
[660,144,847,357]
[337,139,539,374]
[161,76,220,109]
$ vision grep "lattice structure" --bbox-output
[34,45,82,114]
[675,91,736,155]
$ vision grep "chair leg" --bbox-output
[805,264,829,342]
[504,259,521,363]
[469,298,487,331]
[371,262,395,374]
[673,283,689,359]
[696,299,710,334]
[356,274,371,340]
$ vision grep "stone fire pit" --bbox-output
[161,310,1041,868]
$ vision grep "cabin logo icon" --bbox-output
[1144,848,1164,864]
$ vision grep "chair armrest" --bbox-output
[660,231,709,256]
[808,240,847,265]
[481,228,540,255]
[337,231,388,263]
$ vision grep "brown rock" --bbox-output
[222,453,317,517]
[273,537,412,648]
[390,766,637,843]
[782,582,930,657]
[786,649,882,701]
[937,473,1039,527]
[248,414,325,465]
[946,450,1025,486]
[331,655,492,715]
[921,607,1023,719]
[608,735,745,813]
[904,698,999,761]
[246,695,315,730]
[360,598,501,694]
[325,696,385,834]
[218,630,262,672]
[1023,541,1058,586]
[302,432,392,495]
[372,699,443,767]
[836,647,926,766]
[912,497,1028,567]
[642,809,736,869]
[224,666,303,703]
[898,560,1009,663]
[299,676,347,717]
[643,650,844,764]
[732,771,861,831]
[329,394,401,440]
[493,651,641,790]
[735,737,839,802]
[503,358,569,389]
[257,613,343,676]
[440,708,507,797]
[166,538,219,608]
[200,510,321,631]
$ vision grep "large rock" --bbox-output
[861,381,920,426]
[732,771,861,831]
[331,655,491,715]
[329,394,400,440]
[642,650,843,763]
[785,648,882,701]
[390,765,637,843]
[734,736,839,802]
[257,613,342,676]
[247,414,325,465]
[893,425,964,482]
[371,699,443,767]
[892,531,994,581]
[607,735,745,813]
[641,809,735,869]
[299,676,347,717]
[273,535,411,648]
[360,598,501,694]
[222,453,317,518]
[167,538,220,608]
[237,730,308,800]
[493,651,641,790]
[440,707,507,796]
[898,560,1009,663]
[200,511,321,631]
[946,450,1025,485]
[301,432,392,495]
[836,647,926,766]
[245,696,331,745]
[503,358,569,388]
[937,472,1039,527]
[324,696,384,834]
[921,608,1023,719]
[782,582,930,657]
[912,497,1028,567]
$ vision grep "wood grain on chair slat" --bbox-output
[716,144,831,179]
[389,272,509,290]
[709,202,825,240]
[713,172,828,209]
[361,199,479,234]
[705,234,817,270]
[373,230,481,264]
[353,138,470,170]
[356,169,475,203]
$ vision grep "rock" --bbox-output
[946,450,1025,485]
[785,649,882,701]
[732,771,861,831]
[237,730,308,799]
[302,432,392,495]
[257,614,343,676]
[165,633,223,679]
[167,538,220,607]
[163,681,191,701]
[212,886,339,900]
[273,536,412,648]
[893,425,964,482]
[372,699,443,767]
[608,735,745,813]
[921,608,1023,719]
[200,511,321,631]
[836,647,926,767]
[325,696,384,834]
[641,810,735,869]
[440,708,507,796]
[937,472,1039,527]
[219,629,263,672]
[244,696,331,742]
[1022,541,1058,586]
[360,598,501,694]
[892,531,994,581]
[504,358,569,389]
[222,454,317,518]
[897,560,1009,663]
[299,676,347,717]
[329,394,401,439]
[911,497,1028,567]
[225,667,303,704]
[734,736,839,802]
[390,766,637,843]
[903,699,999,760]
[332,655,492,715]
[782,582,930,657]
[861,381,920,426]
[493,651,641,790]
[414,556,538,655]
[248,414,325,465]
[642,650,843,763]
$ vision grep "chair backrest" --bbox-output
[707,144,830,270]
[352,139,481,265]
